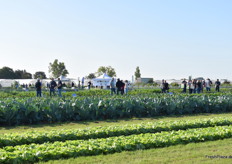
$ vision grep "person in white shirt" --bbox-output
[205,78,212,91]
[124,80,129,94]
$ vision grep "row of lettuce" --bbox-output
[0,117,231,148]
[1,94,232,125]
[0,117,232,163]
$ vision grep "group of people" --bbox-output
[35,78,63,97]
[110,78,129,95]
[161,78,221,94]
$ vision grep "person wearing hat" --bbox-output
[35,78,42,97]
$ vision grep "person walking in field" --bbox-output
[116,78,122,95]
[121,80,125,95]
[50,78,57,97]
[124,80,129,94]
[182,79,187,93]
[57,78,63,97]
[215,79,221,92]
[205,78,212,92]
[87,81,91,90]
[35,78,42,97]
[71,82,75,87]
[188,80,194,94]
[164,80,169,93]
[110,78,116,95]
[197,80,202,93]
[161,79,165,93]
[201,80,205,93]
[192,79,197,93]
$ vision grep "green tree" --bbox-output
[147,79,154,84]
[134,66,141,80]
[14,69,32,79]
[86,73,96,79]
[96,66,116,77]
[48,59,69,78]
[34,71,47,79]
[0,67,16,79]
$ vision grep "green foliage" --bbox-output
[134,66,141,80]
[86,73,96,79]
[1,93,232,125]
[170,82,180,87]
[0,117,231,148]
[147,79,154,84]
[0,67,16,79]
[49,59,69,78]
[14,69,32,79]
[0,125,232,163]
[0,67,32,79]
[34,71,47,79]
[96,66,116,77]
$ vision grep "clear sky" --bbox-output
[0,0,231,80]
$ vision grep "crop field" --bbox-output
[0,89,232,163]
[1,92,232,126]
[0,113,232,163]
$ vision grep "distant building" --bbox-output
[136,78,153,83]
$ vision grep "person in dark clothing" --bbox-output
[161,79,165,93]
[197,80,202,93]
[202,80,205,93]
[192,79,197,93]
[164,80,169,93]
[57,78,62,97]
[88,81,91,90]
[182,79,187,93]
[215,79,221,92]
[35,78,42,97]
[116,78,122,95]
[121,80,125,95]
[71,82,75,87]
[50,78,57,97]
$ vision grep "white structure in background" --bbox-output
[0,76,71,88]
[0,79,15,87]
[55,75,70,82]
[92,73,112,89]
[0,79,38,87]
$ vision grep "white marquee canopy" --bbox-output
[92,73,113,88]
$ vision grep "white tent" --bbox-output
[56,75,70,82]
[92,73,112,88]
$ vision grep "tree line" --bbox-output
[0,59,141,80]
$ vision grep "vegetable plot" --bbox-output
[0,125,232,164]
[1,94,232,125]
[0,117,232,148]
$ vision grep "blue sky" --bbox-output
[0,0,231,80]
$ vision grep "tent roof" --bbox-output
[94,73,112,79]
[57,75,70,81]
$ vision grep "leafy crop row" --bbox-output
[1,117,232,148]
[1,94,232,125]
[0,126,232,163]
